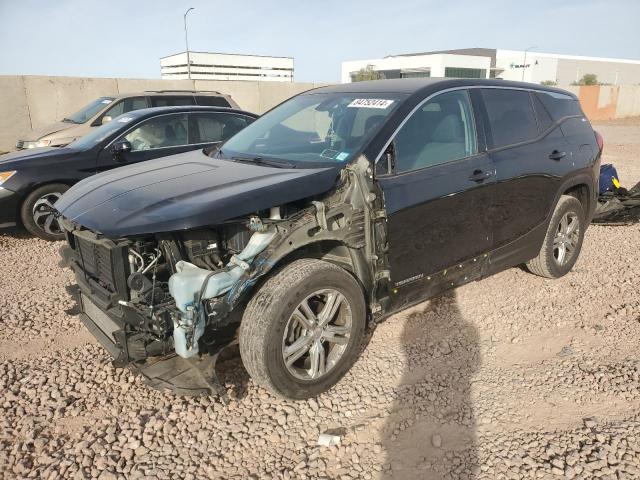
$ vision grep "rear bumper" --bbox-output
[0,187,19,228]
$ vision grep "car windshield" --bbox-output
[64,97,115,124]
[219,92,406,166]
[67,114,137,150]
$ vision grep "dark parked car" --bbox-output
[0,106,257,239]
[56,79,601,400]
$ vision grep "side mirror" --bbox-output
[101,115,113,125]
[111,140,132,159]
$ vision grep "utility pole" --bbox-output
[184,7,195,80]
[522,46,537,81]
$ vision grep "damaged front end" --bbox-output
[59,157,389,400]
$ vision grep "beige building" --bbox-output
[161,51,294,82]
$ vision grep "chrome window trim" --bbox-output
[373,85,578,168]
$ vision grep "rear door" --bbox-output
[376,89,495,308]
[480,88,570,268]
[96,113,194,170]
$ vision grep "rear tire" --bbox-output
[239,258,366,399]
[526,195,585,278]
[20,183,69,241]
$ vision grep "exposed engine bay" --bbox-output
[59,157,389,399]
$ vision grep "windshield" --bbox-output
[67,114,137,150]
[219,92,406,165]
[64,97,115,124]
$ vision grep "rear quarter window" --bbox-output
[481,89,539,149]
[535,91,583,121]
[196,96,231,107]
[560,117,594,145]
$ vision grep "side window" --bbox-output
[122,96,149,113]
[560,117,594,144]
[103,100,124,119]
[394,90,477,173]
[531,92,554,133]
[196,96,231,107]
[481,89,538,148]
[123,113,189,151]
[151,96,196,107]
[535,91,582,121]
[189,113,253,144]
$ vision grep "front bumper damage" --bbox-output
[59,156,386,401]
[64,282,231,402]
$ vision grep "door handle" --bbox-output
[468,169,492,182]
[549,150,566,161]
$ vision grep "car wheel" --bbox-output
[526,194,585,278]
[239,258,366,399]
[20,183,69,241]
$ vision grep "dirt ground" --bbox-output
[1,117,639,479]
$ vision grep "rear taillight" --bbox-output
[595,130,604,152]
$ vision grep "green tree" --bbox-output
[353,65,385,82]
[540,80,557,86]
[572,74,598,86]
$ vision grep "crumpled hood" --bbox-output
[23,121,75,141]
[55,149,341,238]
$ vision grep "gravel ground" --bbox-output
[1,117,639,479]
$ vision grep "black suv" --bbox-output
[0,106,256,240]
[57,79,601,400]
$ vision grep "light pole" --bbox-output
[522,45,537,81]
[184,7,195,80]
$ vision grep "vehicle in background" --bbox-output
[0,106,256,240]
[55,78,601,400]
[15,90,238,150]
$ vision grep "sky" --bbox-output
[0,0,638,83]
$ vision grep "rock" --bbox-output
[318,433,341,447]
[431,434,442,448]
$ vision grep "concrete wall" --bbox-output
[0,75,322,152]
[1,75,640,153]
[563,85,640,121]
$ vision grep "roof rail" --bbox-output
[144,89,222,94]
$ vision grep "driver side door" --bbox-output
[376,89,496,310]
[96,113,194,171]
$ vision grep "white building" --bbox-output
[161,51,294,82]
[341,48,640,85]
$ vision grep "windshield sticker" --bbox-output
[347,98,394,109]
[117,116,134,123]
[336,152,349,161]
[320,149,340,159]
[101,99,113,104]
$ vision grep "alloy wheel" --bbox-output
[553,211,579,266]
[32,192,63,236]
[281,289,353,380]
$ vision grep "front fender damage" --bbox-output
[166,156,390,356]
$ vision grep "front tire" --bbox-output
[20,183,69,241]
[526,194,585,278]
[239,259,366,399]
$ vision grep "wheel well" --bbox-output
[563,183,589,209]
[274,240,356,274]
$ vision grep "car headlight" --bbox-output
[0,171,17,187]
[21,140,51,149]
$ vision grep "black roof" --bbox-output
[307,78,577,99]
[122,105,257,120]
